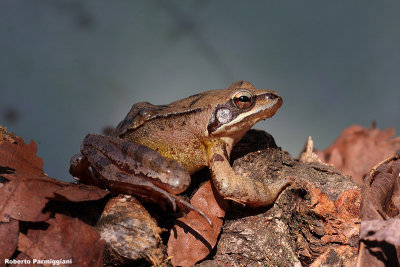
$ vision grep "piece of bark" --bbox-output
[95,195,165,266]
[358,154,400,267]
[230,129,277,161]
[316,125,400,186]
[310,246,358,267]
[198,144,360,266]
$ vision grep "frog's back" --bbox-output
[112,99,212,174]
[112,91,211,136]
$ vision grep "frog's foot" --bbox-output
[223,197,246,206]
[209,148,294,207]
[169,194,213,226]
[221,177,293,207]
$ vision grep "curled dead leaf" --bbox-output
[0,219,19,261]
[358,154,400,266]
[316,125,400,185]
[18,214,105,267]
[167,181,228,266]
[0,137,109,222]
[360,219,400,246]
[0,131,108,263]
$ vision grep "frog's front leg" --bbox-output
[208,145,293,207]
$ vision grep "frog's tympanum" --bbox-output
[70,81,292,224]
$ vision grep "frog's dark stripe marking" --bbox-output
[222,145,229,161]
[151,107,203,120]
[121,107,203,136]
[189,94,204,107]
[211,153,224,162]
[121,142,130,156]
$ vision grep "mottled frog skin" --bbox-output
[70,81,292,223]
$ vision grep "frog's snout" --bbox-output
[265,92,283,109]
[265,92,280,101]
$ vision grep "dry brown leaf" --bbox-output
[0,137,108,222]
[316,125,400,185]
[0,219,19,262]
[0,133,108,262]
[52,183,109,202]
[167,181,228,267]
[18,214,105,267]
[0,137,43,177]
[358,154,400,266]
[13,252,33,266]
[360,154,400,221]
[360,219,400,246]
[0,125,17,144]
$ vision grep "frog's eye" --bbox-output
[232,90,253,109]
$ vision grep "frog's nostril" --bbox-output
[265,93,279,100]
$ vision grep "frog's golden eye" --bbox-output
[232,90,253,109]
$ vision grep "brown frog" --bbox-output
[70,81,292,224]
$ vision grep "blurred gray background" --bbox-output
[1,1,399,181]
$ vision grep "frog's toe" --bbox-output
[171,195,213,226]
[162,191,178,211]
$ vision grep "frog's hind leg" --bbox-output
[107,173,213,226]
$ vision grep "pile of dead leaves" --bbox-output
[0,127,109,266]
[1,124,400,266]
[315,124,400,186]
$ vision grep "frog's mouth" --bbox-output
[249,93,283,122]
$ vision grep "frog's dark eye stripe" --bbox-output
[232,90,253,109]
